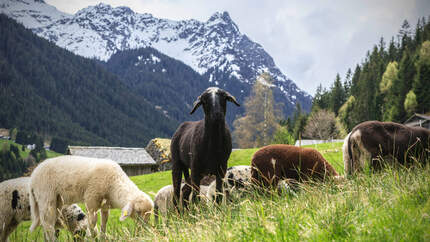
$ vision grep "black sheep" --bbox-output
[170,87,240,207]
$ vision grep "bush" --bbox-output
[50,137,69,154]
[272,126,295,145]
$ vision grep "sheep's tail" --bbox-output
[29,188,40,232]
[342,132,353,176]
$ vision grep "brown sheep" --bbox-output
[343,121,430,176]
[251,144,338,187]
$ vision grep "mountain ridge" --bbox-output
[1,0,312,116]
[0,14,177,146]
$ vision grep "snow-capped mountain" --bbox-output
[1,0,312,115]
[0,0,71,28]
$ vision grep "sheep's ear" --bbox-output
[190,98,202,114]
[120,202,133,221]
[225,91,240,106]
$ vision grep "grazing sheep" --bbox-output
[154,184,209,218]
[343,121,430,176]
[29,156,153,241]
[170,87,240,207]
[224,165,252,189]
[0,177,87,242]
[251,144,338,187]
[206,165,252,200]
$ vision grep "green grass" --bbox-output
[11,142,430,241]
[0,139,61,159]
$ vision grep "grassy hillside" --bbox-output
[0,15,177,147]
[0,139,61,159]
[10,143,430,241]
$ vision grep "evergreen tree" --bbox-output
[344,68,352,97]
[399,19,412,50]
[329,73,346,115]
[338,96,356,131]
[380,61,400,121]
[404,90,418,116]
[388,37,398,61]
[396,49,416,121]
[291,102,308,140]
[50,137,69,154]
[312,84,331,111]
[10,128,17,140]
[413,41,430,113]
[327,17,430,127]
[15,130,28,145]
[233,73,282,148]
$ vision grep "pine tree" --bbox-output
[380,61,399,121]
[338,95,356,131]
[399,19,412,50]
[290,102,308,140]
[395,49,416,121]
[233,73,282,148]
[343,68,352,97]
[312,84,329,110]
[329,73,346,115]
[413,41,430,113]
[404,90,418,116]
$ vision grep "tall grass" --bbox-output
[11,143,430,241]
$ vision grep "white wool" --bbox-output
[207,165,252,200]
[0,177,87,241]
[154,184,209,216]
[29,155,153,240]
[345,130,372,176]
[342,132,352,176]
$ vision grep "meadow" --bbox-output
[0,139,60,159]
[10,142,430,241]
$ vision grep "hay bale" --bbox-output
[145,138,172,171]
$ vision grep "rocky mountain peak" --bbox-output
[1,1,312,115]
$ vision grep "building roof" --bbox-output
[67,146,157,166]
[403,113,430,126]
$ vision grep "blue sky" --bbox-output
[46,0,430,95]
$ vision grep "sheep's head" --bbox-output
[120,193,154,222]
[60,204,88,239]
[190,87,240,120]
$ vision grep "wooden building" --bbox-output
[403,113,430,130]
[67,146,157,176]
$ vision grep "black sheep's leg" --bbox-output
[215,175,224,203]
[190,171,202,204]
[215,166,227,203]
[183,167,191,184]
[370,155,383,172]
[172,161,182,209]
[181,168,192,208]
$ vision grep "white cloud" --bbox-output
[46,0,430,95]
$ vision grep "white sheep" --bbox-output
[224,165,252,189]
[29,155,154,241]
[207,165,252,201]
[0,177,87,242]
[154,184,209,218]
